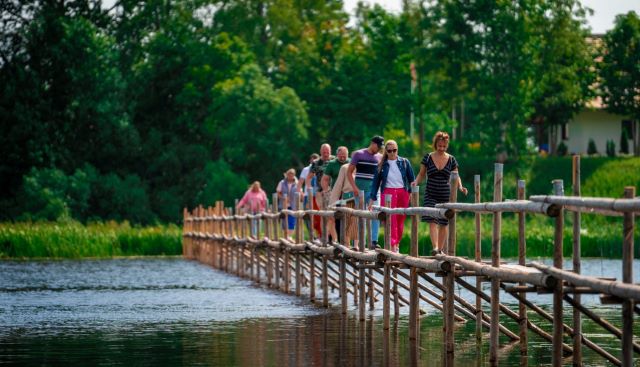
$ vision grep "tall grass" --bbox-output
[0,220,181,259]
[397,213,639,258]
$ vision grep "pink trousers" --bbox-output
[382,187,410,248]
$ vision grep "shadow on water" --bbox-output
[0,258,634,366]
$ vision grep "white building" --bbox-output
[548,97,638,156]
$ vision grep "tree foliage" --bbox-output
[600,11,640,121]
[0,0,626,223]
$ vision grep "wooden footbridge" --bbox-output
[182,158,639,366]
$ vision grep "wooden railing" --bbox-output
[182,157,639,367]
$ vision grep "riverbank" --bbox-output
[0,220,181,258]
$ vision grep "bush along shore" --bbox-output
[0,220,182,259]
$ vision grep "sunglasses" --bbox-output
[386,149,398,153]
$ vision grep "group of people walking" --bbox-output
[236,131,467,256]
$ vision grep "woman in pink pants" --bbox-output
[368,140,415,253]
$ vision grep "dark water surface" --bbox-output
[0,258,637,366]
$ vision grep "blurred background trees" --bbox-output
[1,0,637,223]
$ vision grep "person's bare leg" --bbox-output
[327,218,338,242]
[429,222,438,251]
[437,225,448,252]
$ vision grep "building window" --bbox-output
[561,123,569,140]
[622,120,633,138]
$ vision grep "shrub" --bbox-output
[587,138,598,156]
[620,129,630,154]
[606,139,616,157]
[19,167,91,221]
[556,141,568,156]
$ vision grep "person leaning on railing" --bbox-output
[367,140,415,253]
[329,163,358,248]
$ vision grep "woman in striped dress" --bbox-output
[411,131,467,255]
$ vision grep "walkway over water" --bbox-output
[183,160,640,367]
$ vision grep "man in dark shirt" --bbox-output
[347,136,383,248]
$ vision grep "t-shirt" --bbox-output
[350,148,382,181]
[299,165,311,181]
[323,158,350,184]
[310,156,334,191]
[386,159,404,188]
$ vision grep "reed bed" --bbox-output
[0,220,181,259]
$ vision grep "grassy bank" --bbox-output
[0,220,182,259]
[398,214,639,258]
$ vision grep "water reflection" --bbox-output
[0,258,634,366]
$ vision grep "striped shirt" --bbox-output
[421,153,459,225]
[350,148,382,181]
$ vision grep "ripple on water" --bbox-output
[0,258,325,337]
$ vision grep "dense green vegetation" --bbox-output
[0,221,182,258]
[2,1,639,225]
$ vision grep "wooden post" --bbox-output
[236,207,243,277]
[358,194,366,321]
[474,174,482,343]
[265,206,272,287]
[255,213,261,284]
[622,186,635,367]
[339,202,348,314]
[322,254,329,308]
[308,188,316,303]
[444,171,458,365]
[217,203,224,270]
[273,193,281,291]
[552,179,564,367]
[572,155,582,366]
[517,179,528,356]
[367,194,375,311]
[321,194,329,307]
[383,194,392,330]
[283,194,290,294]
[448,172,458,255]
[295,192,302,297]
[489,163,503,366]
[409,186,420,342]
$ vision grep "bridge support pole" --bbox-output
[490,163,503,366]
[572,155,582,366]
[384,194,392,330]
[444,172,458,365]
[339,208,348,314]
[517,179,528,357]
[358,194,366,321]
[552,179,564,367]
[622,186,635,367]
[474,175,483,344]
[409,186,420,342]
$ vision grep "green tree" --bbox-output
[0,3,135,219]
[422,1,541,160]
[599,11,640,156]
[211,64,309,191]
[529,1,594,155]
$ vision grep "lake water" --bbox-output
[0,257,637,366]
